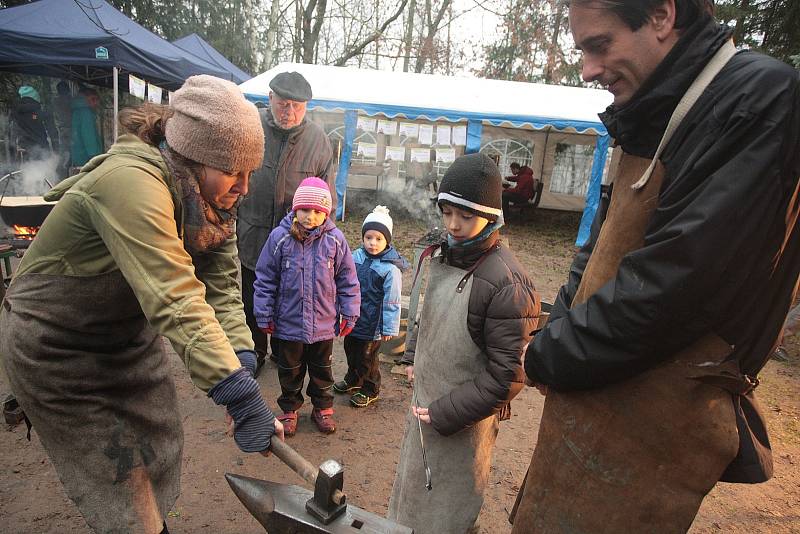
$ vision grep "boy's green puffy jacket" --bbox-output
[17,134,252,391]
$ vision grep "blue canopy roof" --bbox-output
[0,0,230,89]
[173,33,251,84]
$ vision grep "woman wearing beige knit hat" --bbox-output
[0,75,282,534]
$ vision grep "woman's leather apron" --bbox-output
[1,271,183,534]
[388,256,500,534]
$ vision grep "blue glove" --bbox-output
[208,368,275,453]
[235,349,258,376]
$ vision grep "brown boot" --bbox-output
[311,408,336,434]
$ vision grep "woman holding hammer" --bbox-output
[0,75,283,534]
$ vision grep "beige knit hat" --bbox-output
[165,75,264,172]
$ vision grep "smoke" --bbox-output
[1,152,62,197]
[349,176,441,229]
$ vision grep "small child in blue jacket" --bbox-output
[334,206,409,407]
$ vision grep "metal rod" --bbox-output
[413,387,433,491]
[269,438,345,505]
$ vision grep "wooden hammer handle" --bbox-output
[269,438,345,505]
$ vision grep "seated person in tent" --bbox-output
[502,162,537,213]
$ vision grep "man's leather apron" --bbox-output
[1,271,183,534]
[388,256,500,534]
[510,152,742,534]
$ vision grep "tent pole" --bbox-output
[113,67,119,141]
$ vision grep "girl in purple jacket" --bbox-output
[253,177,360,435]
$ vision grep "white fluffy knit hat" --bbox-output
[362,205,393,244]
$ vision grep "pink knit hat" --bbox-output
[292,177,332,216]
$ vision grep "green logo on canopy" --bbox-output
[95,47,109,60]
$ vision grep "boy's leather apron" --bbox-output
[1,271,183,534]
[388,257,499,534]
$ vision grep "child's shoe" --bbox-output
[350,391,379,408]
[333,380,359,394]
[311,408,336,434]
[277,411,298,437]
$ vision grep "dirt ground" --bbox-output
[1,208,798,533]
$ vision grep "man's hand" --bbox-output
[405,365,414,382]
[260,321,275,335]
[525,377,548,396]
[412,404,431,424]
[381,334,393,342]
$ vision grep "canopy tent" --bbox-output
[241,63,613,245]
[173,33,251,84]
[0,0,232,139]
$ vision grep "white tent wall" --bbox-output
[243,63,614,244]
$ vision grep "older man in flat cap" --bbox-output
[237,71,335,375]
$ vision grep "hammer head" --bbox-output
[226,473,413,533]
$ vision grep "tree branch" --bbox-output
[333,0,409,66]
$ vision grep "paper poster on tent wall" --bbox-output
[385,146,405,161]
[357,117,377,132]
[129,75,146,99]
[147,83,163,103]
[436,125,451,145]
[418,124,434,145]
[377,120,397,135]
[411,148,431,162]
[357,143,377,159]
[399,123,419,138]
[452,125,467,146]
[436,148,456,163]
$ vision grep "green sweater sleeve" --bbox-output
[79,165,241,391]
[191,235,254,353]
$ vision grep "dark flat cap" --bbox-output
[269,72,312,101]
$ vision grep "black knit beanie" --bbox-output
[437,153,503,221]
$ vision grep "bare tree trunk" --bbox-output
[543,0,565,83]
[264,0,281,68]
[301,0,327,63]
[414,0,451,73]
[402,0,416,72]
[375,0,380,68]
[445,1,452,75]
[243,0,260,73]
[294,0,303,62]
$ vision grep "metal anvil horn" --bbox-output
[226,439,413,533]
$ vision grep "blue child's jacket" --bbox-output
[350,246,409,340]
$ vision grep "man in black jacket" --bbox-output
[513,0,800,532]
[237,72,334,375]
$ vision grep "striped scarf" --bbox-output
[160,145,238,254]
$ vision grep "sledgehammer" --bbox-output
[226,439,413,533]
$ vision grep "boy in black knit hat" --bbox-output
[388,153,541,534]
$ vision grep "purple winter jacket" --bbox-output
[253,212,360,344]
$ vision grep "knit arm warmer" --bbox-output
[235,350,258,376]
[208,368,275,453]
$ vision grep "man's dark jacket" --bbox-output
[237,108,334,271]
[11,97,58,151]
[525,18,800,483]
